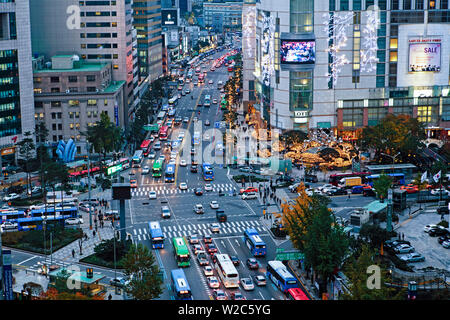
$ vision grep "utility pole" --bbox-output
[0,226,4,300]
[386,189,393,232]
[87,142,92,230]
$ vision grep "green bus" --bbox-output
[173,237,190,267]
[152,159,164,178]
[221,98,227,110]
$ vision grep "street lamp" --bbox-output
[381,152,401,174]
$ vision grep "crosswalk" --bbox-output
[129,220,265,242]
[131,183,237,197]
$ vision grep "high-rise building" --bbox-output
[133,0,163,83]
[0,0,35,164]
[203,1,243,31]
[250,0,450,144]
[29,0,138,125]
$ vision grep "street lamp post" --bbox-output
[87,143,92,230]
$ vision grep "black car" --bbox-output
[197,102,203,107]
[246,258,259,270]
[437,206,449,215]
[230,255,240,266]
[363,187,377,197]
[327,188,347,196]
[429,227,449,237]
[195,188,203,196]
[385,239,411,249]
[216,209,227,222]
[438,234,450,244]
[191,165,198,173]
[304,174,318,183]
[205,120,210,126]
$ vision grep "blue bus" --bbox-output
[170,269,192,300]
[266,260,298,293]
[192,131,201,145]
[366,173,405,187]
[17,216,67,231]
[0,210,26,223]
[244,228,266,256]
[165,163,176,183]
[202,163,214,181]
[148,221,164,249]
[30,206,78,218]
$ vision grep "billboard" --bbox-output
[280,40,315,64]
[162,9,178,26]
[408,38,441,72]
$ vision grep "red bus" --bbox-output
[140,139,151,156]
[329,172,372,186]
[287,288,309,300]
[159,125,169,140]
[198,73,205,83]
[227,65,233,72]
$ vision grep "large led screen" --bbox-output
[408,41,441,72]
[280,40,315,64]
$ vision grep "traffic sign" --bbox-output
[214,121,221,128]
[275,249,304,261]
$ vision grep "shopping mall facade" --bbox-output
[243,0,450,146]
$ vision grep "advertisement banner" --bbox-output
[2,250,13,300]
[162,9,178,26]
[114,103,119,127]
[408,38,441,72]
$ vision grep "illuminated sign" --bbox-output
[162,9,178,26]
[280,40,315,64]
[408,38,441,72]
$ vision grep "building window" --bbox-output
[69,76,78,82]
[88,99,97,106]
[417,106,438,123]
[290,0,313,33]
[376,76,385,87]
[69,100,80,106]
[87,87,97,92]
[342,105,363,127]
[368,107,387,125]
[52,123,57,130]
[403,0,412,9]
[51,101,61,107]
[290,71,313,111]
[58,124,62,130]
[86,75,96,82]
[51,88,60,93]
[50,77,59,83]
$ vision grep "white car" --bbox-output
[204,134,210,141]
[194,204,204,214]
[148,191,157,199]
[142,166,150,174]
[305,188,315,196]
[430,188,450,195]
[3,193,20,201]
[207,276,220,289]
[288,183,301,192]
[1,221,17,230]
[210,223,220,233]
[183,117,189,123]
[65,218,84,225]
[423,224,438,233]
[316,184,334,193]
[179,182,188,190]
[205,184,213,192]
[208,80,213,84]
[240,277,254,291]
[242,192,257,200]
[159,155,165,161]
[213,99,218,104]
[203,265,214,276]
[210,200,219,209]
[170,152,177,160]
[161,206,171,219]
[180,159,187,167]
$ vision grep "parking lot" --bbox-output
[396,211,450,272]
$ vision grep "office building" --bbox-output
[250,0,450,143]
[33,55,126,155]
[133,0,163,83]
[0,0,35,164]
[29,0,138,125]
[203,1,243,31]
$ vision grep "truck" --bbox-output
[338,177,362,188]
[216,209,227,222]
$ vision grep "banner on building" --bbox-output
[408,38,441,72]
[2,250,13,300]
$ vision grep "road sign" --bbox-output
[275,250,304,261]
[214,121,220,128]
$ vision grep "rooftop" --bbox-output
[34,61,109,74]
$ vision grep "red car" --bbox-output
[400,184,419,194]
[203,235,213,244]
[130,179,138,188]
[205,243,217,254]
[239,187,258,194]
[231,291,246,300]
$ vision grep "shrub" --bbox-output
[437,220,449,228]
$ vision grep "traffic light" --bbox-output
[86,267,93,279]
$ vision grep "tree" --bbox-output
[123,243,163,300]
[281,130,308,149]
[43,161,69,213]
[303,206,349,294]
[85,112,122,163]
[372,173,393,201]
[40,287,104,300]
[359,224,394,249]
[340,245,405,300]
[17,131,36,196]
[359,114,426,162]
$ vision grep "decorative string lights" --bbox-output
[261,14,275,86]
[242,6,256,59]
[360,9,380,72]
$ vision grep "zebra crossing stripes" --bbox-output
[130,183,238,197]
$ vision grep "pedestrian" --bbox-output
[93,229,96,237]
[72,249,75,258]
[108,294,112,300]
[402,233,405,240]
[347,191,351,201]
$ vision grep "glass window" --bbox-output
[376,76,385,87]
[403,0,412,9]
[353,0,361,10]
[290,71,313,111]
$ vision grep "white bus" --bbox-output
[168,96,178,107]
[157,111,166,121]
[214,254,239,288]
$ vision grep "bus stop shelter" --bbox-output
[364,200,387,221]
[48,266,106,296]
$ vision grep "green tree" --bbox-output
[340,245,405,300]
[359,224,394,249]
[372,173,393,201]
[431,160,448,182]
[43,161,69,213]
[85,112,122,163]
[17,131,36,195]
[359,114,426,162]
[303,206,349,294]
[123,243,163,300]
[35,121,50,193]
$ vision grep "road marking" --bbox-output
[17,256,38,265]
[227,238,238,255]
[133,229,137,235]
